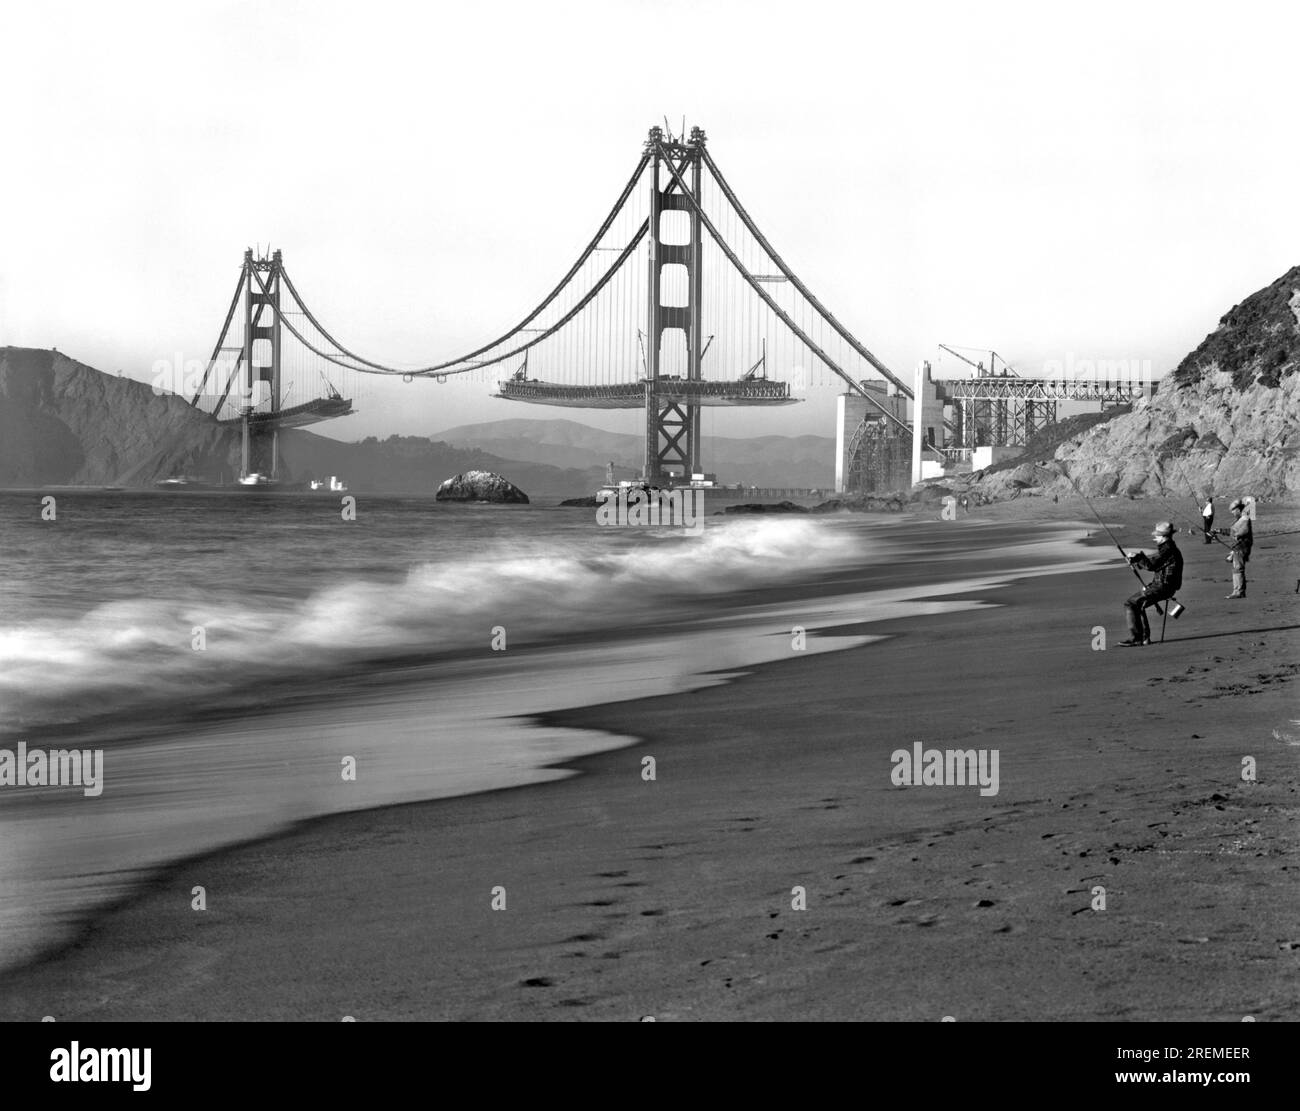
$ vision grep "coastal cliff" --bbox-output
[969,265,1300,501]
[0,347,235,486]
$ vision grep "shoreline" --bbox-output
[0,518,1092,976]
[1,502,1296,1019]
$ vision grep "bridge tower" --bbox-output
[644,125,706,483]
[240,248,283,480]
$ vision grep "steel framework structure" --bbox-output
[940,375,1150,448]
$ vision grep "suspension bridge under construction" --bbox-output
[188,125,1147,491]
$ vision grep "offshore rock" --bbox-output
[435,469,530,503]
[722,500,810,514]
[811,494,906,513]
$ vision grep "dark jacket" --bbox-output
[1132,539,1182,593]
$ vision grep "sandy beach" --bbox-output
[1,497,1296,1021]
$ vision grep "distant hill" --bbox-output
[0,347,595,495]
[434,417,837,487]
[0,347,233,486]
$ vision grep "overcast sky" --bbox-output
[3,0,1297,442]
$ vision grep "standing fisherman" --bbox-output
[1201,495,1215,544]
[1219,498,1253,599]
[1120,522,1183,647]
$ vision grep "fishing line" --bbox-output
[1170,459,1231,548]
[1035,463,1170,614]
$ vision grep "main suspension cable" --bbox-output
[277,151,652,377]
[278,222,650,378]
[702,148,912,398]
[657,144,922,443]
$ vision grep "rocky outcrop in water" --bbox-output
[721,501,809,514]
[811,493,908,513]
[434,470,530,503]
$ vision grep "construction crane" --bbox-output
[937,345,1020,379]
[937,344,1022,448]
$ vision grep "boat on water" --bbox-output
[595,462,653,501]
[237,472,276,488]
[154,475,220,491]
[594,462,718,501]
[308,475,348,492]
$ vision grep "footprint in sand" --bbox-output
[812,938,861,955]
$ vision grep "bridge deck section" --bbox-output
[496,378,798,409]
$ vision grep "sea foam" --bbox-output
[0,517,864,733]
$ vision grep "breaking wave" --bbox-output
[0,517,865,733]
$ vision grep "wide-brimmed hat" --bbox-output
[1229,498,1245,511]
[1151,521,1176,538]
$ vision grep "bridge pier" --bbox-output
[239,249,283,481]
[643,126,707,483]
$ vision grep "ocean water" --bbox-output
[0,491,1105,972]
[0,491,865,733]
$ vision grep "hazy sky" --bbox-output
[3,0,1298,443]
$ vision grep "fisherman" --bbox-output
[1120,522,1183,647]
[1219,498,1252,599]
[1201,495,1215,543]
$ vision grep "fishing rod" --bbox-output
[1170,461,1231,548]
[1153,495,1226,550]
[1035,463,1170,615]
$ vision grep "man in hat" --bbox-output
[1218,498,1252,598]
[1120,522,1183,647]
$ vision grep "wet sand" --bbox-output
[2,499,1296,1021]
